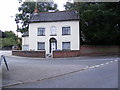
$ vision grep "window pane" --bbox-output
[38,28,45,36]
[37,42,45,50]
[23,45,29,51]
[62,27,70,35]
[62,42,70,50]
[50,26,56,35]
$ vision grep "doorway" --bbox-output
[49,38,57,54]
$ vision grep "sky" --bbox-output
[0,0,69,37]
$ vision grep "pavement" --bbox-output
[0,65,2,90]
[0,50,12,56]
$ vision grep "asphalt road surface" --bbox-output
[1,56,118,88]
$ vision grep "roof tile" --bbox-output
[29,10,79,23]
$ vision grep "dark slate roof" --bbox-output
[29,10,79,23]
[22,31,29,37]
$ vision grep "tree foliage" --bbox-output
[1,31,21,49]
[64,2,120,45]
[15,0,58,33]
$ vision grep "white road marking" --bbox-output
[110,61,113,63]
[100,64,104,66]
[95,65,100,68]
[105,62,109,64]
[114,60,118,62]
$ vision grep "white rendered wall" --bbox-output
[22,37,29,50]
[22,37,29,45]
[29,21,80,54]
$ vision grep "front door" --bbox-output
[51,42,56,53]
[49,38,57,54]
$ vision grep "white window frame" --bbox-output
[50,26,57,36]
[62,26,71,35]
[23,45,29,51]
[62,42,71,50]
[37,27,45,36]
[37,42,45,50]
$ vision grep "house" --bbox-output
[22,10,80,55]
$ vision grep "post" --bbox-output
[1,55,9,71]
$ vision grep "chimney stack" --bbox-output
[34,6,39,13]
[34,7,39,15]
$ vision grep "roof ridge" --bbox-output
[33,10,77,14]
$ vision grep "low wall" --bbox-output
[12,46,118,58]
[53,46,118,58]
[12,51,46,58]
[53,50,80,58]
[79,45,118,56]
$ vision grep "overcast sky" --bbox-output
[0,0,69,37]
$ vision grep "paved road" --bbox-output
[6,60,118,88]
[1,55,118,88]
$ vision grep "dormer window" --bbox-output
[50,26,57,36]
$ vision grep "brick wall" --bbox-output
[12,46,118,58]
[53,50,80,58]
[79,45,118,56]
[53,46,118,58]
[12,51,46,58]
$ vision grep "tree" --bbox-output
[1,31,21,49]
[15,0,58,33]
[64,2,120,45]
[64,2,74,10]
